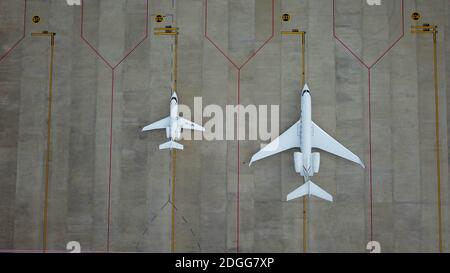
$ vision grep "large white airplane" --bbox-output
[142,91,205,150]
[249,84,365,202]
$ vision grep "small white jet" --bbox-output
[142,91,205,150]
[249,84,365,202]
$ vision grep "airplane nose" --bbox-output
[172,91,178,99]
[302,84,310,91]
[302,84,310,95]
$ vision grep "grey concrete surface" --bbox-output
[1,0,450,253]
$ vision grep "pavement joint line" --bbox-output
[281,29,307,252]
[171,150,177,252]
[332,0,405,245]
[154,27,180,252]
[80,0,149,252]
[204,0,275,253]
[0,0,26,63]
[411,24,444,252]
[30,31,56,253]
[2,0,444,254]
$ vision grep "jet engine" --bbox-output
[312,152,320,173]
[294,152,303,175]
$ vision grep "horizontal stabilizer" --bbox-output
[287,181,333,202]
[159,140,184,150]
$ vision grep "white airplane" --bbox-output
[142,91,205,150]
[249,84,365,202]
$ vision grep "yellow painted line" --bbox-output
[155,26,179,253]
[171,150,177,253]
[301,33,305,85]
[43,34,55,253]
[281,29,307,253]
[32,32,56,252]
[432,29,443,253]
[281,31,306,35]
[154,32,178,36]
[154,26,179,252]
[154,27,179,31]
[171,30,178,253]
[173,33,178,93]
[411,24,443,252]
[302,197,307,252]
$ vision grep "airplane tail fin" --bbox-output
[159,140,184,150]
[287,181,333,202]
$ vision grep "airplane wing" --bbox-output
[178,117,205,132]
[249,120,301,166]
[311,121,365,168]
[142,116,170,132]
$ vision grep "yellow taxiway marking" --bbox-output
[432,28,443,253]
[282,29,307,252]
[155,26,180,252]
[32,31,56,252]
[411,24,443,252]
[171,150,177,253]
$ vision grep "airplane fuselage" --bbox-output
[169,93,181,140]
[300,88,313,178]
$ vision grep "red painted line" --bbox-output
[236,70,240,252]
[332,0,404,243]
[204,0,275,70]
[370,31,404,69]
[80,36,114,69]
[368,69,373,241]
[204,0,239,69]
[114,37,148,69]
[204,0,275,253]
[80,0,149,69]
[332,0,404,69]
[334,35,369,69]
[80,0,149,252]
[106,70,114,251]
[0,0,27,63]
[0,249,73,253]
[205,36,240,69]
[0,248,161,253]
